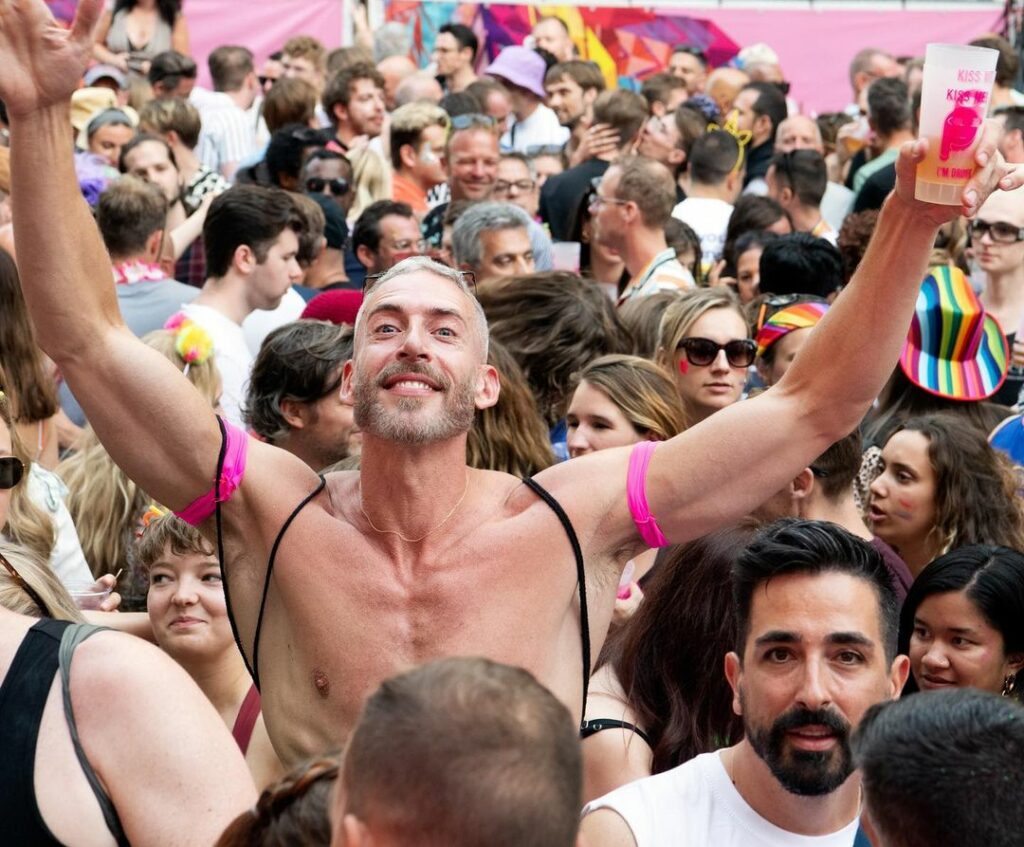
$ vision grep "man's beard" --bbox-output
[744,698,854,797]
[353,361,476,445]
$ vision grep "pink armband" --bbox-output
[175,419,249,526]
[627,441,669,548]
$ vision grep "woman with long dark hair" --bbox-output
[899,545,1024,700]
[93,0,189,78]
[581,525,752,802]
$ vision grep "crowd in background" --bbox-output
[0,0,1024,844]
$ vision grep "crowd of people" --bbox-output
[1,0,1024,843]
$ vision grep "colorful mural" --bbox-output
[385,1,740,90]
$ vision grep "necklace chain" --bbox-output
[359,475,470,543]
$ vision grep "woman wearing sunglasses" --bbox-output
[655,287,753,425]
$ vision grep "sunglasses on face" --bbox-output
[968,219,1024,244]
[0,549,52,618]
[306,177,350,197]
[677,337,757,368]
[0,455,24,490]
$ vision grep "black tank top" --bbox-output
[0,619,128,847]
[212,416,591,727]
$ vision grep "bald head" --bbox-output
[705,67,750,116]
[378,55,418,110]
[394,71,444,108]
[776,115,823,153]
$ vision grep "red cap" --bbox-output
[301,289,363,327]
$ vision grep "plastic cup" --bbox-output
[915,43,998,205]
[65,579,112,611]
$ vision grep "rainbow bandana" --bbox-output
[755,301,829,358]
[900,266,1008,401]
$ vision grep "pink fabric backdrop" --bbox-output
[702,8,1005,113]
[185,0,344,89]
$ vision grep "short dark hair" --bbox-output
[759,233,844,299]
[322,62,385,127]
[148,50,197,89]
[351,200,415,255]
[898,545,1024,698]
[439,90,482,118]
[808,430,863,501]
[612,155,676,228]
[671,44,708,69]
[591,90,649,148]
[641,72,687,111]
[118,132,177,174]
[96,175,167,258]
[689,129,741,186]
[742,81,788,138]
[733,518,900,660]
[997,104,1024,138]
[262,77,319,134]
[202,185,300,279]
[207,45,253,92]
[867,77,911,136]
[769,149,827,207]
[853,689,1024,847]
[342,658,581,847]
[544,60,605,92]
[722,196,789,268]
[265,123,318,187]
[970,35,1019,88]
[438,23,479,62]
[245,320,353,443]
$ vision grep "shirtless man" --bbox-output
[2,0,1015,766]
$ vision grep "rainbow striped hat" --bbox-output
[900,266,1008,401]
[755,301,829,357]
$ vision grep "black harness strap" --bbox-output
[521,476,591,730]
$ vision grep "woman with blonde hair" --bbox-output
[655,287,754,425]
[0,541,84,622]
[467,340,555,478]
[346,145,392,224]
[58,324,219,605]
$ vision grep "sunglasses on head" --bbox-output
[0,455,24,490]
[0,549,52,618]
[306,176,350,197]
[754,293,802,333]
[677,337,757,368]
[450,113,497,131]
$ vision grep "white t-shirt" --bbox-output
[180,303,253,427]
[672,197,734,265]
[501,103,570,154]
[25,465,94,586]
[583,751,862,847]
[242,287,307,357]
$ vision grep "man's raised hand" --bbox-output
[0,0,103,117]
[893,119,1020,226]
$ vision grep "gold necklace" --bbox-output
[359,475,471,543]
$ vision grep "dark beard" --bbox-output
[745,704,854,797]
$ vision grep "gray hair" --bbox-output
[451,202,532,270]
[354,256,490,357]
[374,22,412,62]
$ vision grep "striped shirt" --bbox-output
[618,248,695,305]
[194,92,260,178]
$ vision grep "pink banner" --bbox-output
[185,0,344,89]
[701,8,1004,114]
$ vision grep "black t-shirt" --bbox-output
[539,158,609,242]
[853,163,896,213]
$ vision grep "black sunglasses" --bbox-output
[306,176,350,197]
[968,219,1024,244]
[0,549,52,618]
[363,268,477,295]
[677,337,756,368]
[0,455,24,490]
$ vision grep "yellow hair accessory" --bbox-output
[707,110,752,174]
[173,320,214,368]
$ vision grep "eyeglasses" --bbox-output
[677,337,757,368]
[754,293,802,333]
[588,176,629,211]
[363,269,477,294]
[968,219,1024,244]
[306,176,350,197]
[0,549,52,618]
[450,113,497,131]
[384,238,428,253]
[0,455,24,489]
[494,179,536,194]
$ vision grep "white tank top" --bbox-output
[583,751,862,847]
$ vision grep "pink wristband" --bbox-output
[627,441,669,548]
[175,419,249,526]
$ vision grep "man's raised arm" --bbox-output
[1,0,220,510]
[641,133,1018,543]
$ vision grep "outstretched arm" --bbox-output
[2,0,221,511]
[551,130,1018,557]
